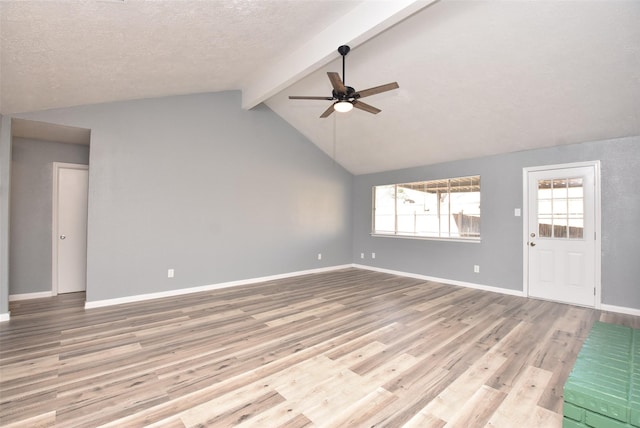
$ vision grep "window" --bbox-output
[372,176,481,240]
[537,177,584,239]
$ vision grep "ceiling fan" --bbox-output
[289,45,399,118]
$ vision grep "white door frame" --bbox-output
[52,162,89,296]
[522,161,602,308]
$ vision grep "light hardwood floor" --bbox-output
[1,268,638,427]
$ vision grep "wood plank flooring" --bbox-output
[1,268,639,427]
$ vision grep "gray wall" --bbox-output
[3,92,638,312]
[10,138,90,295]
[12,91,353,302]
[0,115,10,316]
[353,136,640,309]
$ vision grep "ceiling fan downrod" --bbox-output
[338,45,350,86]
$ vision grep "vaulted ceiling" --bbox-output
[2,1,639,175]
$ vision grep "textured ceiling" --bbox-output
[0,0,361,113]
[266,1,640,174]
[2,1,639,175]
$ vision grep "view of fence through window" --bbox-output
[537,177,584,239]
[373,176,481,239]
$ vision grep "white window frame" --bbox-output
[371,175,481,242]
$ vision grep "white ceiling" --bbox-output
[2,1,639,175]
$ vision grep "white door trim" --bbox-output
[522,161,602,308]
[52,162,89,296]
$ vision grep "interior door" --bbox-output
[526,164,597,307]
[55,164,89,294]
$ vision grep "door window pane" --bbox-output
[569,217,584,238]
[552,179,568,198]
[537,177,584,239]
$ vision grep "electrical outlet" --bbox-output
[474,265,480,273]
[360,253,364,259]
[372,252,376,259]
[317,253,322,260]
[168,268,175,278]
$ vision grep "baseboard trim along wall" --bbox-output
[85,264,354,309]
[600,304,640,317]
[9,291,54,301]
[353,264,525,298]
[8,264,640,317]
[355,264,640,316]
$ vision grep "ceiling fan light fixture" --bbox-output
[288,45,398,118]
[334,101,353,113]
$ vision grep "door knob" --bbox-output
[60,235,66,240]
[530,241,536,247]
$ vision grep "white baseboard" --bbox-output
[353,264,525,297]
[85,264,353,309]
[0,312,10,322]
[9,291,54,301]
[12,263,636,317]
[600,303,640,317]
[355,264,640,316]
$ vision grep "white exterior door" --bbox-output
[54,163,89,294]
[525,163,599,307]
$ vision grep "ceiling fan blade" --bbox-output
[289,96,335,100]
[320,102,337,118]
[353,100,381,115]
[352,82,399,99]
[327,72,347,94]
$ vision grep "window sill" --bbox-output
[370,233,481,243]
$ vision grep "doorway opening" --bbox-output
[8,119,90,303]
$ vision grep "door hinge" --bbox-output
[594,288,596,296]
